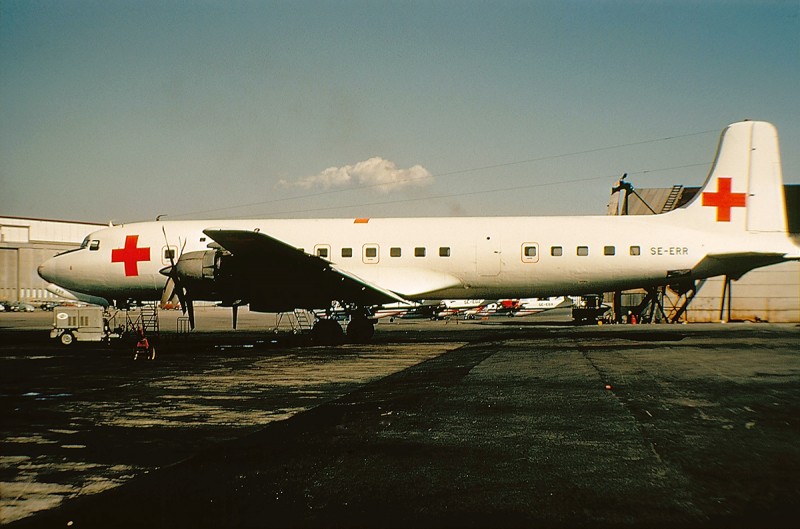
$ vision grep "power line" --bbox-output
[212,162,712,218]
[166,129,717,219]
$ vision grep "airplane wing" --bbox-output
[203,229,408,311]
[691,252,789,281]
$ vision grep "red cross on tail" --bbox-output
[701,177,746,222]
[111,235,150,277]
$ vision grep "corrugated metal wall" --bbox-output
[0,217,101,303]
[685,262,800,323]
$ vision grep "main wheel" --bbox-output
[311,319,344,344]
[346,317,375,343]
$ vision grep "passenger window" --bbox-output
[604,246,615,256]
[521,243,539,263]
[162,246,178,265]
[342,248,353,258]
[630,246,641,256]
[577,246,589,256]
[439,247,451,257]
[390,247,402,257]
[313,245,331,259]
[89,240,100,251]
[551,246,563,257]
[363,244,379,263]
[415,247,426,257]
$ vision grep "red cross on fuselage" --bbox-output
[701,177,746,222]
[111,235,150,277]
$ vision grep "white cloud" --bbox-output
[279,157,432,193]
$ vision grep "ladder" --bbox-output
[125,302,160,336]
[273,309,316,334]
[293,309,315,332]
[661,185,683,213]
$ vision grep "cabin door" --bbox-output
[477,235,501,276]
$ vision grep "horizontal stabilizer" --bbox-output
[691,252,788,281]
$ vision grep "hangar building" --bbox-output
[0,217,104,304]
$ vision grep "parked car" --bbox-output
[9,302,36,312]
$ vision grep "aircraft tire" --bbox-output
[311,319,344,345]
[346,318,375,343]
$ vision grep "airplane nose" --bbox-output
[38,258,55,282]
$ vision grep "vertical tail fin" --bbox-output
[673,121,787,234]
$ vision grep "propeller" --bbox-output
[160,227,195,330]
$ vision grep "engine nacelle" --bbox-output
[171,249,240,301]
[174,250,219,281]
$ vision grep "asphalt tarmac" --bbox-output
[1,308,799,528]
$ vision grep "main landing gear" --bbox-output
[310,306,376,344]
[346,314,375,343]
[311,318,344,344]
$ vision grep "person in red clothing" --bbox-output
[133,327,155,360]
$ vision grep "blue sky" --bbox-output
[2,1,798,223]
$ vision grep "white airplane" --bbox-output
[38,121,799,341]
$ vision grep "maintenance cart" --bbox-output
[50,306,123,346]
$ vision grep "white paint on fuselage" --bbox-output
[40,211,789,304]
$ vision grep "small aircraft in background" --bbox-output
[464,297,571,318]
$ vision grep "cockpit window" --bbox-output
[89,240,100,251]
[56,236,92,257]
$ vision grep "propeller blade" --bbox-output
[162,226,193,329]
[232,305,238,330]
[162,226,178,268]
[160,276,177,307]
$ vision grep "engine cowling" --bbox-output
[171,249,239,300]
[174,250,218,281]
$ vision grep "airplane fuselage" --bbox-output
[40,213,782,305]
